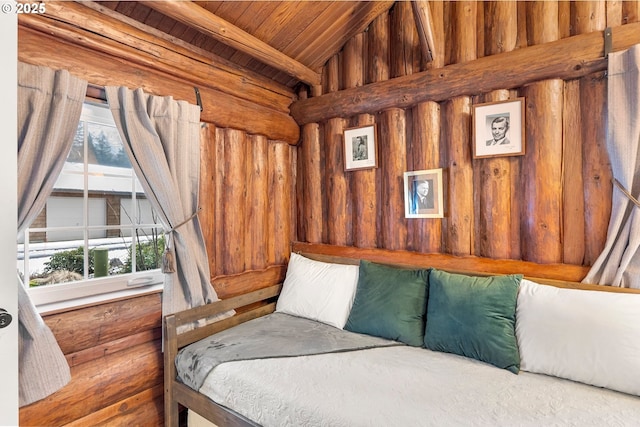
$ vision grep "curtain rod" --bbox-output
[86,84,106,103]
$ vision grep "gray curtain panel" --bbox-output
[583,44,640,288]
[17,62,87,406]
[105,86,228,318]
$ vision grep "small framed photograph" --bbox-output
[343,124,377,171]
[472,97,525,159]
[404,168,444,218]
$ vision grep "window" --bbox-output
[18,101,164,312]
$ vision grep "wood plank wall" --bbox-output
[18,1,640,426]
[18,5,294,426]
[19,293,164,426]
[296,1,640,266]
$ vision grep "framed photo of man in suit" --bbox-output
[404,168,444,218]
[472,97,525,159]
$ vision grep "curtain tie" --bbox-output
[162,207,202,273]
[613,178,640,209]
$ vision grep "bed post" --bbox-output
[164,314,179,427]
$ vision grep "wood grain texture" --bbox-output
[474,1,517,259]
[409,101,442,253]
[43,293,161,355]
[379,109,409,250]
[221,129,247,274]
[291,242,591,282]
[351,114,379,249]
[562,80,586,265]
[300,122,323,243]
[21,335,162,426]
[245,134,269,270]
[291,22,640,124]
[325,117,350,246]
[25,1,294,112]
[581,72,612,265]
[200,124,218,277]
[18,23,300,144]
[142,0,321,86]
[268,143,294,266]
[521,81,564,264]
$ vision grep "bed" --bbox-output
[164,242,640,427]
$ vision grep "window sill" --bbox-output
[34,282,164,316]
[29,269,164,315]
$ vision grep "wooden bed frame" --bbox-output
[164,242,640,427]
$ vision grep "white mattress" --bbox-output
[199,345,640,427]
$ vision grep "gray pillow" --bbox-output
[345,260,429,346]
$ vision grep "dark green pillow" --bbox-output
[424,269,522,373]
[345,260,429,346]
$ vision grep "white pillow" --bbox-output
[275,253,359,329]
[516,279,640,396]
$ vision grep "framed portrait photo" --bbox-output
[344,124,377,171]
[404,168,444,219]
[472,97,525,159]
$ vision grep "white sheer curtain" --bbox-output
[583,44,640,288]
[105,86,228,317]
[17,62,87,406]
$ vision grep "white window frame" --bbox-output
[23,101,164,314]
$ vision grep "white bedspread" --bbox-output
[200,345,640,427]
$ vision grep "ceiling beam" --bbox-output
[290,22,640,125]
[141,0,322,87]
[411,0,436,62]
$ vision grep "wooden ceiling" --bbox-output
[99,1,397,88]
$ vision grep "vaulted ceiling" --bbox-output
[99,1,397,88]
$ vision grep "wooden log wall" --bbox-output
[19,4,294,426]
[296,0,640,268]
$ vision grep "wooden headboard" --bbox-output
[291,242,640,295]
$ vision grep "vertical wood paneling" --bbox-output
[380,108,408,250]
[268,143,293,265]
[581,73,611,264]
[325,117,349,245]
[442,97,474,255]
[442,1,475,256]
[344,32,378,249]
[520,1,563,264]
[213,127,226,276]
[572,0,606,34]
[622,1,640,24]
[367,11,390,84]
[475,1,517,259]
[409,101,442,253]
[221,129,247,274]
[351,114,378,248]
[199,124,217,276]
[323,54,351,246]
[22,3,639,426]
[301,122,323,243]
[606,1,623,26]
[521,81,564,263]
[566,1,606,265]
[343,33,364,89]
[450,1,477,64]
[428,0,446,69]
[245,134,269,269]
[562,81,586,264]
[390,1,421,78]
[475,92,513,260]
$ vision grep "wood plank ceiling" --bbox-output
[98,1,397,88]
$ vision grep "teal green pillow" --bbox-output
[424,269,522,373]
[345,260,429,346]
